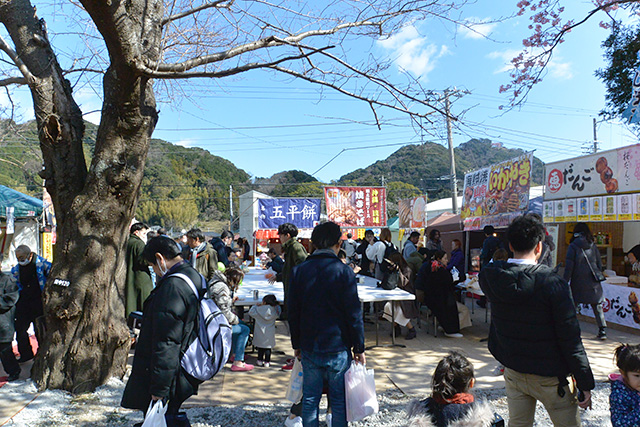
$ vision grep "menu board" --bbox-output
[554,200,565,222]
[324,186,386,228]
[590,197,603,221]
[543,201,554,223]
[577,197,589,221]
[619,194,633,221]
[461,153,533,230]
[634,194,640,220]
[604,195,617,221]
[565,199,577,222]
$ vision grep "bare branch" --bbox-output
[0,76,27,86]
[146,20,381,72]
[0,34,35,84]
[269,64,436,121]
[139,45,333,78]
[162,0,233,26]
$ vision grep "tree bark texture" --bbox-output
[0,0,162,392]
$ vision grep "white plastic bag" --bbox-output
[141,400,167,427]
[345,361,378,422]
[285,358,304,403]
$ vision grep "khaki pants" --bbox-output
[504,368,580,427]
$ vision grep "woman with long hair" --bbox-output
[382,252,419,339]
[563,222,607,340]
[420,250,462,338]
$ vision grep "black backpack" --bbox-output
[380,241,399,274]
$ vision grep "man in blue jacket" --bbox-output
[289,221,365,427]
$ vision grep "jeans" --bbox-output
[257,348,271,363]
[301,350,350,427]
[231,322,250,362]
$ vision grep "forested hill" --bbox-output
[338,138,544,198]
[0,119,251,229]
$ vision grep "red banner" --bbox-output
[324,187,386,228]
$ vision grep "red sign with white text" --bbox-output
[324,187,386,228]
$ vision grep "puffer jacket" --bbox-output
[563,235,603,305]
[479,261,595,391]
[0,273,19,342]
[184,242,219,282]
[405,397,496,427]
[121,261,202,412]
[207,270,238,325]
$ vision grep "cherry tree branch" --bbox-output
[162,0,233,26]
[0,34,35,84]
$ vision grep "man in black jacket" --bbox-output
[479,214,594,427]
[289,221,365,427]
[121,236,202,427]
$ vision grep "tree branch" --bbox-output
[162,0,232,26]
[139,45,333,78]
[0,76,27,86]
[145,19,381,73]
[0,34,35,85]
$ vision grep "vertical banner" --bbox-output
[398,196,427,228]
[543,201,554,223]
[324,187,386,228]
[258,198,321,229]
[42,232,54,261]
[6,207,14,235]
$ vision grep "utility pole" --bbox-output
[593,118,598,153]
[444,89,458,214]
[229,184,233,230]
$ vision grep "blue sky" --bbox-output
[2,1,638,185]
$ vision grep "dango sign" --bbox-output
[544,144,640,201]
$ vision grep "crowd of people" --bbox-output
[3,214,640,427]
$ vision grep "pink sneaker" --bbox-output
[231,363,254,372]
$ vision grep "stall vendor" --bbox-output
[627,245,640,288]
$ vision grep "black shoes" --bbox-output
[405,328,417,340]
[390,324,402,337]
[597,328,607,340]
[7,370,21,381]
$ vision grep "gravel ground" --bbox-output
[1,378,613,426]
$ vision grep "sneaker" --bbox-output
[284,416,303,427]
[256,360,264,367]
[405,328,417,340]
[231,363,254,372]
[326,413,332,427]
[282,360,295,371]
[444,332,463,338]
[264,362,270,367]
[597,328,607,340]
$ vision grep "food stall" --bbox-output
[460,153,535,272]
[543,144,640,331]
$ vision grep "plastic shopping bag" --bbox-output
[285,358,304,403]
[345,361,378,422]
[141,399,167,427]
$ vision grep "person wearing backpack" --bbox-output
[365,228,398,280]
[121,236,202,427]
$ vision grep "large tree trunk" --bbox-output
[0,0,162,392]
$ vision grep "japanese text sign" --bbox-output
[398,196,427,229]
[461,153,533,229]
[544,144,640,200]
[258,198,321,229]
[324,186,386,228]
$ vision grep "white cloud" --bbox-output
[176,138,196,147]
[378,25,449,78]
[459,17,497,40]
[487,49,573,80]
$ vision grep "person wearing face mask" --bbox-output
[11,245,51,364]
[121,236,202,427]
[125,222,153,318]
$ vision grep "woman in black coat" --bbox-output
[121,237,202,426]
[563,222,607,340]
[420,250,462,338]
